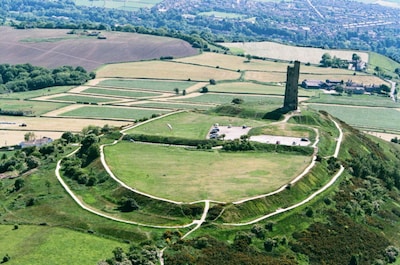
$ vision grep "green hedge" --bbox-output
[123,134,221,147]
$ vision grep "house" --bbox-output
[19,137,53,148]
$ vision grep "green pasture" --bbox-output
[0,99,67,115]
[0,86,73,100]
[0,225,122,265]
[306,93,398,108]
[210,82,314,97]
[104,142,311,202]
[125,111,267,138]
[131,101,212,110]
[82,87,163,98]
[98,79,196,92]
[172,93,284,105]
[50,94,117,104]
[308,104,400,132]
[59,106,170,120]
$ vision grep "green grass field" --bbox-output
[50,94,118,104]
[308,104,400,132]
[98,79,197,92]
[210,82,314,97]
[125,111,267,138]
[0,225,122,265]
[82,87,163,98]
[0,99,67,115]
[172,93,284,106]
[105,142,311,202]
[306,93,398,108]
[0,86,73,100]
[130,101,212,110]
[59,106,170,120]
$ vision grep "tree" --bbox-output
[14,178,25,191]
[174,87,179,95]
[245,54,252,62]
[61,131,76,143]
[264,238,276,252]
[209,79,216,85]
[232,98,244,104]
[118,198,139,212]
[24,132,35,142]
[182,89,186,96]
[380,84,391,94]
[320,53,332,67]
[200,87,208,93]
[352,53,361,61]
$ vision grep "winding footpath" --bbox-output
[54,111,345,263]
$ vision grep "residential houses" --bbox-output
[301,79,383,95]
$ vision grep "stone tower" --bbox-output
[283,61,300,111]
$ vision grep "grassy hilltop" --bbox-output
[0,31,400,264]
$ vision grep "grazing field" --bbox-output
[127,111,267,139]
[172,92,284,106]
[59,105,170,120]
[105,142,311,201]
[130,101,212,110]
[96,61,241,81]
[97,79,197,92]
[0,86,73,100]
[300,73,388,86]
[308,104,400,132]
[307,93,398,108]
[49,94,119,104]
[0,26,197,71]
[82,87,164,98]
[222,41,369,64]
[0,99,67,115]
[0,225,122,265]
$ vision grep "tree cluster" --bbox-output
[0,63,94,93]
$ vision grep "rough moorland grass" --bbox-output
[50,94,117,103]
[96,60,241,81]
[308,104,400,132]
[104,142,311,202]
[306,93,398,108]
[98,79,197,92]
[0,99,67,115]
[125,111,267,139]
[82,87,163,98]
[0,86,73,100]
[0,225,122,265]
[59,106,170,120]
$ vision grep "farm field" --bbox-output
[0,27,198,71]
[0,99,68,116]
[48,94,120,104]
[96,60,241,81]
[58,105,170,120]
[307,93,398,108]
[223,41,369,64]
[126,111,267,139]
[0,225,122,265]
[81,87,164,98]
[97,79,197,92]
[105,142,311,202]
[129,101,213,110]
[0,116,128,146]
[308,104,400,132]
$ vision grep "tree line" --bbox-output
[0,63,95,93]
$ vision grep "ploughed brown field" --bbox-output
[0,27,198,71]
